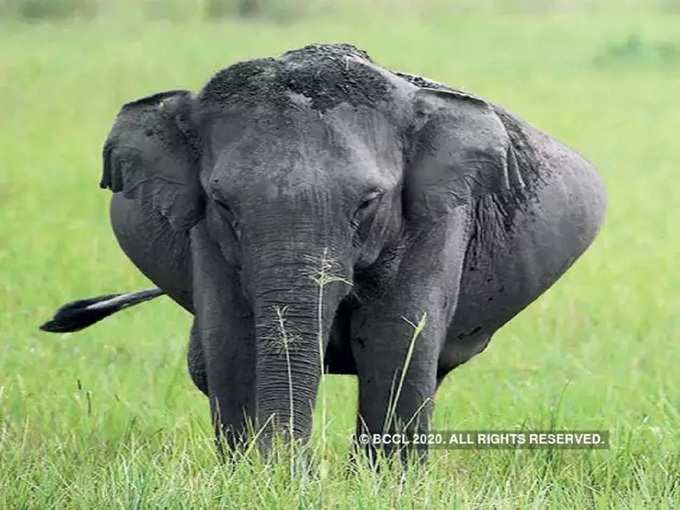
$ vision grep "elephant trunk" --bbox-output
[246,238,350,449]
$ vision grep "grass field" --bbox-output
[1,2,679,508]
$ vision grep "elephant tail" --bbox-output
[40,288,165,333]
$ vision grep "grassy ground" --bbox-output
[1,3,679,508]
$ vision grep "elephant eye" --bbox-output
[352,190,384,232]
[356,190,383,213]
[213,199,239,229]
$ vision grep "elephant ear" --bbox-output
[101,90,204,231]
[404,87,524,220]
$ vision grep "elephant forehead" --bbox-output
[207,99,400,165]
[207,106,400,200]
[210,140,378,197]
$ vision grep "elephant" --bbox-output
[41,43,607,456]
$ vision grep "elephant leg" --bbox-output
[351,212,469,462]
[191,221,255,450]
[351,307,440,462]
[187,319,208,396]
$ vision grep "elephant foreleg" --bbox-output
[351,307,440,463]
[350,211,468,462]
[191,222,256,450]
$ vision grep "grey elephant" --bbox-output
[41,44,607,456]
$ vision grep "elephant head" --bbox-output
[101,45,522,448]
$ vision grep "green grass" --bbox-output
[1,3,679,508]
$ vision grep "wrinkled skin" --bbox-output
[104,44,607,455]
